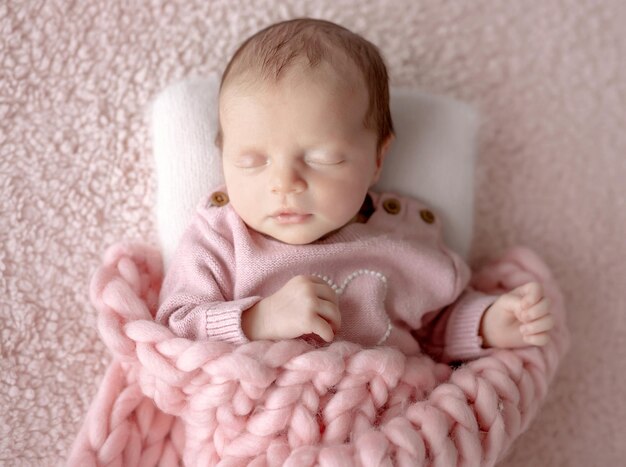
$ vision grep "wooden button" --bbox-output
[420,209,435,224]
[210,191,229,207]
[382,198,401,215]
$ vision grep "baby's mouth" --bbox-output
[271,211,312,224]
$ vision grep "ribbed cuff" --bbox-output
[443,293,499,361]
[205,296,262,345]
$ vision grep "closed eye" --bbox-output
[306,159,345,166]
[233,154,268,168]
[304,152,345,166]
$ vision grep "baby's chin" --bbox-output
[237,210,358,245]
[260,221,358,245]
[260,228,329,245]
[250,219,343,245]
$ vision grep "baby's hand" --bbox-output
[479,281,555,349]
[242,275,341,342]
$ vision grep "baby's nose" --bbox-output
[270,165,306,194]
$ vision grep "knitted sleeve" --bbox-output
[413,238,499,362]
[415,288,498,362]
[156,207,261,344]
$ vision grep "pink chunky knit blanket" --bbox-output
[68,242,569,466]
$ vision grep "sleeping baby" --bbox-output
[157,18,554,362]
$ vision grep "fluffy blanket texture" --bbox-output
[2,0,625,465]
[67,243,568,466]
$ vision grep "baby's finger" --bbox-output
[316,299,341,332]
[522,297,551,322]
[491,293,525,321]
[310,317,335,343]
[514,281,544,309]
[520,313,555,336]
[313,281,339,305]
[523,333,550,346]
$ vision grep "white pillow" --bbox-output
[151,75,479,268]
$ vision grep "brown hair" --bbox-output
[216,18,394,151]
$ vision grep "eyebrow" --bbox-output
[226,145,265,155]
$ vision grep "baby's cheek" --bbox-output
[331,177,368,208]
[230,191,264,227]
[327,196,362,227]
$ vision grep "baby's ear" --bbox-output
[372,133,395,184]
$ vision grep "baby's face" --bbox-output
[219,66,385,244]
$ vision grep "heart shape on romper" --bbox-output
[315,270,392,346]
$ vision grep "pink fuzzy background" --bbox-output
[1,0,624,465]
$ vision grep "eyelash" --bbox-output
[234,157,268,169]
[304,157,345,166]
[233,154,345,168]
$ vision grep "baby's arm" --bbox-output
[416,282,555,362]
[158,209,341,343]
[414,238,554,360]
[157,212,261,343]
[479,281,554,348]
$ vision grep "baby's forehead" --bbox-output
[217,64,372,145]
